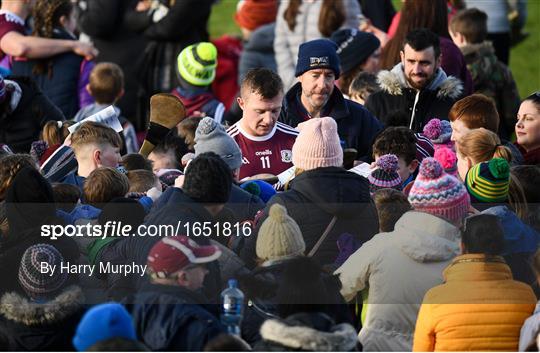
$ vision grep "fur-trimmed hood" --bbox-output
[259,313,358,351]
[0,286,84,326]
[377,63,463,100]
[460,41,495,58]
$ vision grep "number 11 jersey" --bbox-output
[227,121,298,180]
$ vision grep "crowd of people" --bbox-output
[0,0,539,351]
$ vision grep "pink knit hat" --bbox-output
[292,117,343,171]
[408,158,470,224]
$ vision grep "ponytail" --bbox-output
[493,144,513,164]
[457,128,512,164]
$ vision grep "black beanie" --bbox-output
[6,167,56,235]
[183,152,233,204]
[330,28,380,75]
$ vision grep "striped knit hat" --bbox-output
[369,154,402,192]
[19,244,67,300]
[177,42,218,86]
[408,158,470,224]
[465,158,510,203]
[414,133,435,162]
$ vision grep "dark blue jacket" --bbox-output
[280,83,383,161]
[123,282,224,351]
[11,29,85,120]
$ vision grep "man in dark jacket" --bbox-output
[279,39,382,161]
[113,152,233,301]
[124,235,224,351]
[365,29,464,132]
[0,75,65,153]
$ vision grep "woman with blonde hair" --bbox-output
[457,127,539,290]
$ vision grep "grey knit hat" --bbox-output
[194,117,243,170]
[19,244,67,299]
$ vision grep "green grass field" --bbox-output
[209,0,539,97]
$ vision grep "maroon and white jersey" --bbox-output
[0,10,26,59]
[227,121,298,180]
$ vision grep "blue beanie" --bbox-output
[295,39,340,78]
[240,180,276,203]
[73,303,137,351]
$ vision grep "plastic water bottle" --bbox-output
[220,279,244,336]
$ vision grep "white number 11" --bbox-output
[260,156,271,169]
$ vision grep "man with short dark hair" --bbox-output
[112,152,232,301]
[365,29,464,132]
[227,68,298,180]
[279,39,382,161]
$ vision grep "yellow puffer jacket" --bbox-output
[413,254,536,352]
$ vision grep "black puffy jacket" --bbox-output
[241,167,379,268]
[0,76,65,153]
[365,64,464,132]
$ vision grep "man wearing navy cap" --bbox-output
[279,39,382,161]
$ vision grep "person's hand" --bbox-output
[174,175,185,189]
[146,186,162,202]
[468,205,480,215]
[136,0,152,12]
[362,23,388,48]
[72,41,98,60]
[191,110,206,117]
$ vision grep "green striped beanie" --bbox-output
[177,42,217,86]
[465,158,510,203]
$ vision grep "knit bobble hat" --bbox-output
[194,117,243,170]
[256,204,305,262]
[465,158,510,203]
[423,118,453,149]
[19,244,67,300]
[368,154,402,192]
[434,147,458,177]
[295,39,341,78]
[240,179,276,203]
[330,28,380,74]
[177,42,218,86]
[234,0,278,31]
[73,303,137,352]
[408,158,470,224]
[292,117,343,170]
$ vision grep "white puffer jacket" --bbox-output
[335,211,461,351]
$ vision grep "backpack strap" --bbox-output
[307,216,338,258]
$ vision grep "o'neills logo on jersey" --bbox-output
[255,149,272,156]
[281,150,292,163]
[310,56,329,67]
